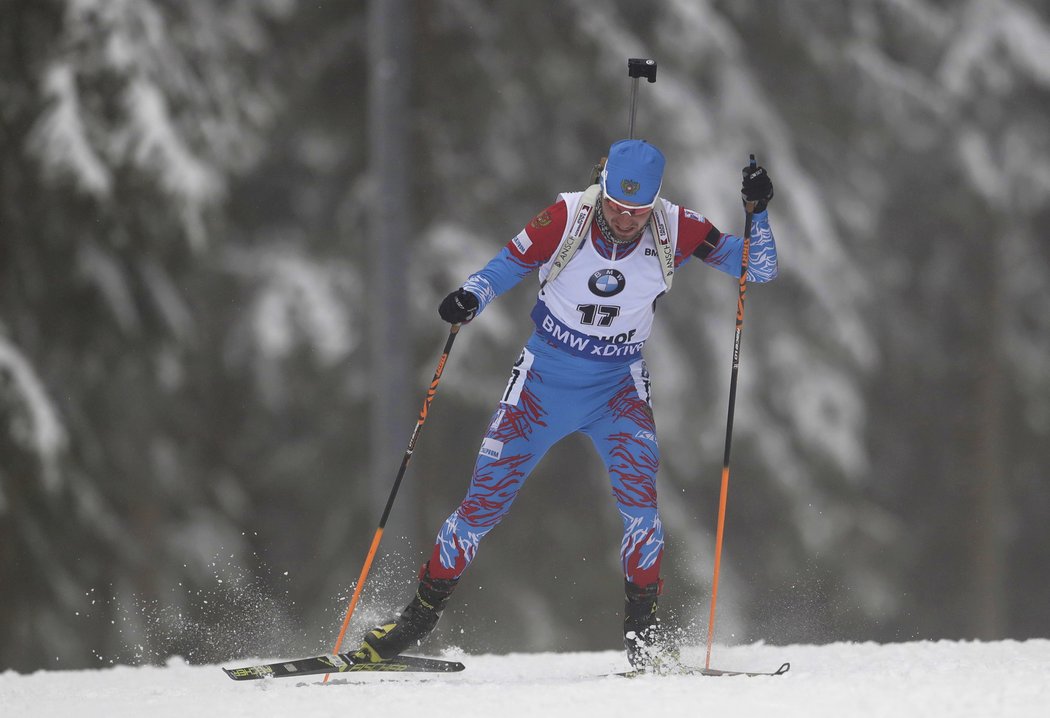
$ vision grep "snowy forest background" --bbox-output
[2,0,1049,673]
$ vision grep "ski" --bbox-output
[611,661,790,678]
[223,652,466,681]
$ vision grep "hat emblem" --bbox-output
[620,179,641,196]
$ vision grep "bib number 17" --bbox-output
[577,304,620,327]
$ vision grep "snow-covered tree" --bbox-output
[0,0,297,669]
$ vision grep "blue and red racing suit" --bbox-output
[426,192,778,587]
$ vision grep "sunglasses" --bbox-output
[602,194,655,217]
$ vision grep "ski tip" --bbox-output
[613,663,789,680]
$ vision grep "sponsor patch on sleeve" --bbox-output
[511,230,533,254]
[683,208,707,223]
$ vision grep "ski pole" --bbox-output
[705,155,757,670]
[627,58,657,139]
[324,323,462,682]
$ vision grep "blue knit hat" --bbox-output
[601,139,665,205]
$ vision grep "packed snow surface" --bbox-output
[2,640,1047,718]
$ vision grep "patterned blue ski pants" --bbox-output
[426,333,664,586]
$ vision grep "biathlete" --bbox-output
[356,139,778,669]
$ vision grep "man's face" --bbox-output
[602,196,653,242]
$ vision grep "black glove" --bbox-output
[741,164,774,213]
[438,288,479,324]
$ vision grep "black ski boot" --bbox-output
[624,579,672,672]
[355,565,458,663]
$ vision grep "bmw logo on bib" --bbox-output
[589,269,626,297]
